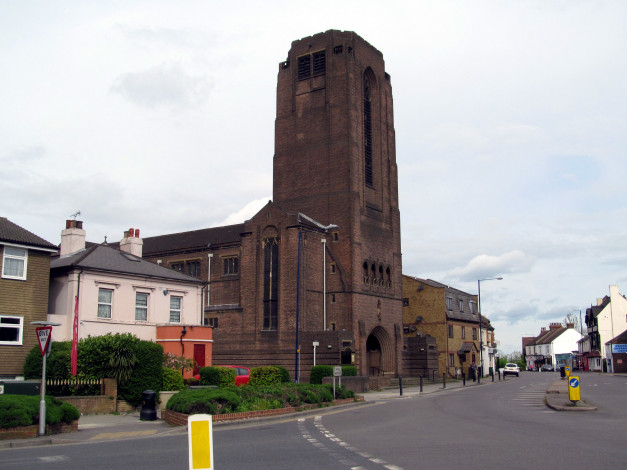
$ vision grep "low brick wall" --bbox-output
[321,376,369,393]
[367,376,392,391]
[55,379,135,414]
[0,421,78,440]
[163,397,363,427]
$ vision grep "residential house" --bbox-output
[47,220,210,378]
[584,285,627,372]
[0,217,57,379]
[402,276,485,379]
[524,323,580,370]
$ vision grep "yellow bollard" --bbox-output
[568,376,581,404]
[188,414,213,470]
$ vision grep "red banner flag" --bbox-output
[71,295,79,376]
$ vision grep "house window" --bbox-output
[448,325,454,338]
[449,353,455,367]
[135,293,148,321]
[262,237,278,330]
[459,299,464,312]
[2,246,27,280]
[469,301,476,313]
[446,297,453,310]
[473,328,477,340]
[402,298,409,307]
[461,326,466,339]
[223,256,239,275]
[204,317,218,328]
[187,261,201,278]
[171,263,183,272]
[97,288,113,319]
[170,296,182,323]
[0,315,23,345]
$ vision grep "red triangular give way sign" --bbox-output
[36,326,52,356]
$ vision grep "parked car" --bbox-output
[222,365,251,386]
[503,363,520,377]
[540,364,554,372]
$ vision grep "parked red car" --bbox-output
[222,365,251,386]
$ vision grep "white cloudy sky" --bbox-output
[2,1,626,353]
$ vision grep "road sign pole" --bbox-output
[38,340,48,436]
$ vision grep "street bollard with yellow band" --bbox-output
[565,366,571,377]
[568,376,581,404]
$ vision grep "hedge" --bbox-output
[22,333,163,407]
[199,366,236,388]
[0,395,79,429]
[166,383,354,415]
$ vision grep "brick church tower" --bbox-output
[273,30,403,377]
[141,30,403,381]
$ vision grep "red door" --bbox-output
[193,344,205,376]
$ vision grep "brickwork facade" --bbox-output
[0,248,53,377]
[142,31,403,382]
[402,276,480,378]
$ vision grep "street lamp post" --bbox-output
[477,277,503,384]
[294,220,338,383]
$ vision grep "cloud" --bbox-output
[110,63,212,109]
[215,196,271,227]
[448,250,534,281]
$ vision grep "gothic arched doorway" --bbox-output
[366,326,394,376]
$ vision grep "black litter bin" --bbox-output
[140,390,157,421]
[559,366,566,379]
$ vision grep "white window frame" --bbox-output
[0,315,24,345]
[2,246,28,280]
[446,296,453,310]
[135,292,149,321]
[170,296,182,323]
[97,288,113,319]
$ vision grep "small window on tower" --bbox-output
[312,50,325,76]
[298,55,311,80]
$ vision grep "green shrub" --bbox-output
[0,395,79,429]
[167,388,241,415]
[309,365,334,384]
[119,341,163,407]
[161,367,186,391]
[273,365,291,383]
[249,366,283,387]
[341,366,357,376]
[199,366,236,388]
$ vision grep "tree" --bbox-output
[562,311,584,335]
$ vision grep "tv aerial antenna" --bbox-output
[70,210,81,220]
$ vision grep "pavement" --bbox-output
[0,374,591,449]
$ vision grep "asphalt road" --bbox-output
[1,372,625,470]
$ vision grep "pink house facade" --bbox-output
[47,220,210,375]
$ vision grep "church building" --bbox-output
[142,30,403,382]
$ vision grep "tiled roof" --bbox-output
[0,217,57,250]
[51,244,204,284]
[141,224,245,255]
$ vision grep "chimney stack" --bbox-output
[119,227,143,258]
[549,323,562,330]
[60,220,86,256]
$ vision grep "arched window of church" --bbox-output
[363,68,376,188]
[371,263,376,282]
[363,261,369,282]
[263,237,279,330]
